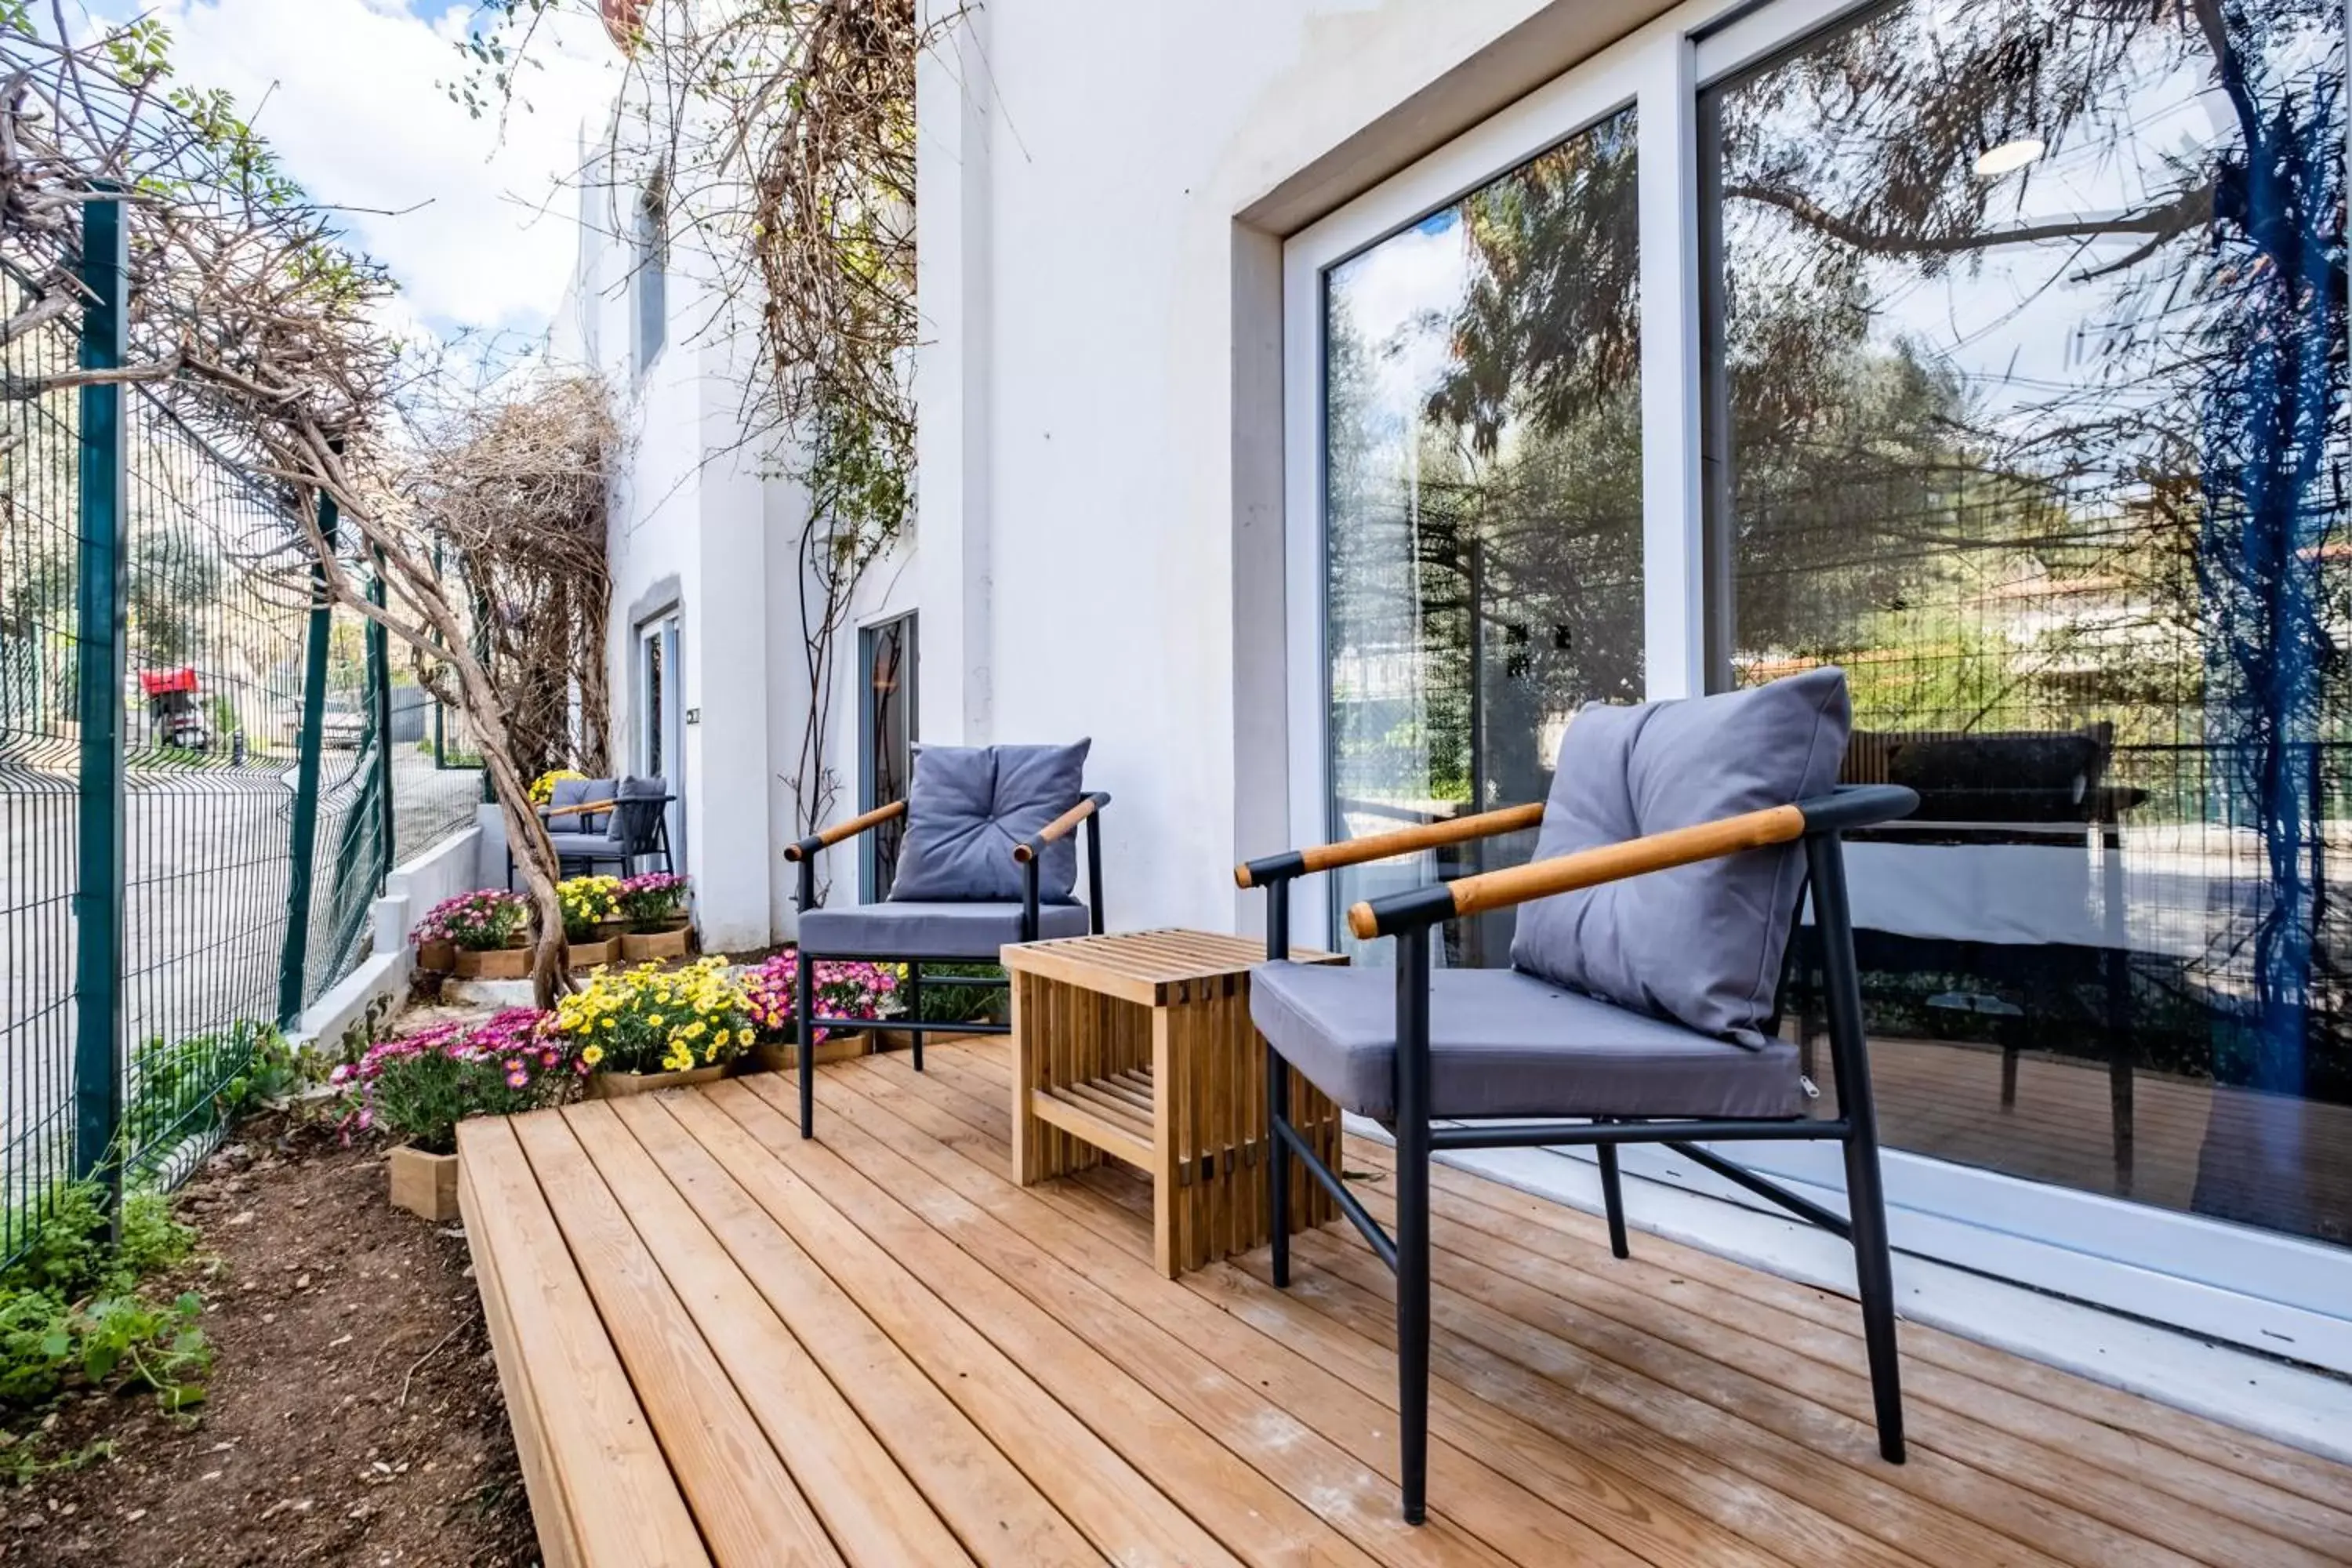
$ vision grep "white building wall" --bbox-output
[557,115,833,951]
[913,0,1677,935]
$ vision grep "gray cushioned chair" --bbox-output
[1236,668,1916,1525]
[541,775,674,877]
[786,741,1109,1136]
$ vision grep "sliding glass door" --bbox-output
[1288,0,2352,1348]
[1701,0,2349,1249]
[1321,107,1646,967]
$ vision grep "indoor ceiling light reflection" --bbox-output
[1972,138,2046,178]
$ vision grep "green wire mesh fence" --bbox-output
[0,219,481,1254]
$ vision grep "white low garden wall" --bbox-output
[289,825,484,1055]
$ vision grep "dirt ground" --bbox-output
[0,1115,538,1567]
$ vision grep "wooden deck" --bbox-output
[457,1038,2352,1568]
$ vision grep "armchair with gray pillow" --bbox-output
[1236,667,1916,1525]
[506,775,676,886]
[786,739,1109,1136]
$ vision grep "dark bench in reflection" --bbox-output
[1788,724,2152,1192]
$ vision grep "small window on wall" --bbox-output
[860,614,917,900]
[633,179,667,376]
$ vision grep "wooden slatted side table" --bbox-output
[1001,930,1346,1277]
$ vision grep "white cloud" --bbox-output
[137,0,621,336]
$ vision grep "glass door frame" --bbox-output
[635,609,684,873]
[1276,0,2352,1372]
[858,611,919,902]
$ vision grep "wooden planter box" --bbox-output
[585,1063,728,1099]
[454,944,533,980]
[750,1034,871,1073]
[565,936,620,970]
[389,1144,459,1221]
[619,923,692,961]
[414,938,456,974]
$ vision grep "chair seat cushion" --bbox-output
[800,900,1091,960]
[547,829,622,858]
[1251,961,1804,1123]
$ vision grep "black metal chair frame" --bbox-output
[786,790,1111,1137]
[505,792,677,887]
[1239,782,1918,1525]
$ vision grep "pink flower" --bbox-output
[506,1069,529,1089]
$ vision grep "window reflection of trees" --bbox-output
[1697,0,2344,1238]
[1324,108,1645,965]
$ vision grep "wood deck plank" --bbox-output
[671,1084,1244,1568]
[1371,1136,2352,1514]
[818,1056,1963,1568]
[1329,1145,2325,1568]
[462,1038,2352,1568]
[562,1100,979,1568]
[458,1129,588,1568]
[506,1109,845,1568]
[454,1117,712,1568]
[1340,1137,2352,1563]
[854,1052,2096,1568]
[719,1076,1377,1568]
[615,1092,1102,1568]
[800,1066,1651,1568]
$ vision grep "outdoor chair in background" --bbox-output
[508,775,676,884]
[788,740,1109,1137]
[1235,667,1916,1525]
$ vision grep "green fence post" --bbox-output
[276,488,339,1029]
[71,193,128,1205]
[369,554,394,885]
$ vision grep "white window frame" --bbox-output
[1277,0,2352,1374]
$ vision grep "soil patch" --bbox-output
[1,1116,535,1566]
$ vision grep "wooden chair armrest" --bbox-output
[541,798,620,821]
[784,798,906,862]
[1348,786,1918,939]
[1012,792,1111,864]
[1235,800,1544,889]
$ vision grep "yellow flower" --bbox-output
[736,1029,753,1047]
[648,1014,664,1028]
[581,1044,604,1066]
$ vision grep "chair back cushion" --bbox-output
[611,776,668,855]
[550,775,617,834]
[1508,667,1849,1046]
[888,741,1091,903]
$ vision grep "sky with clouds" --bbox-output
[108,0,622,340]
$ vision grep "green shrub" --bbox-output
[912,962,1007,1025]
[125,1020,291,1179]
[0,1181,209,1438]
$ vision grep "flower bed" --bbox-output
[558,874,624,967]
[412,888,535,977]
[742,950,898,1045]
[528,768,587,807]
[551,957,756,1093]
[332,1008,578,1218]
[615,872,692,957]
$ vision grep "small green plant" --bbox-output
[908,962,1007,1025]
[126,1019,289,1174]
[0,1180,210,1458]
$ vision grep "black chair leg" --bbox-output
[797,949,817,1138]
[1596,1138,1631,1260]
[1843,1120,1906,1463]
[1394,928,1433,1526]
[908,963,925,1072]
[1268,1041,1290,1289]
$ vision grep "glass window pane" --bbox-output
[1705,1,2349,1245]
[1324,105,1644,964]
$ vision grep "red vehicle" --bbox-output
[138,666,211,750]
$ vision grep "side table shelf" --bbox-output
[1003,930,1345,1277]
